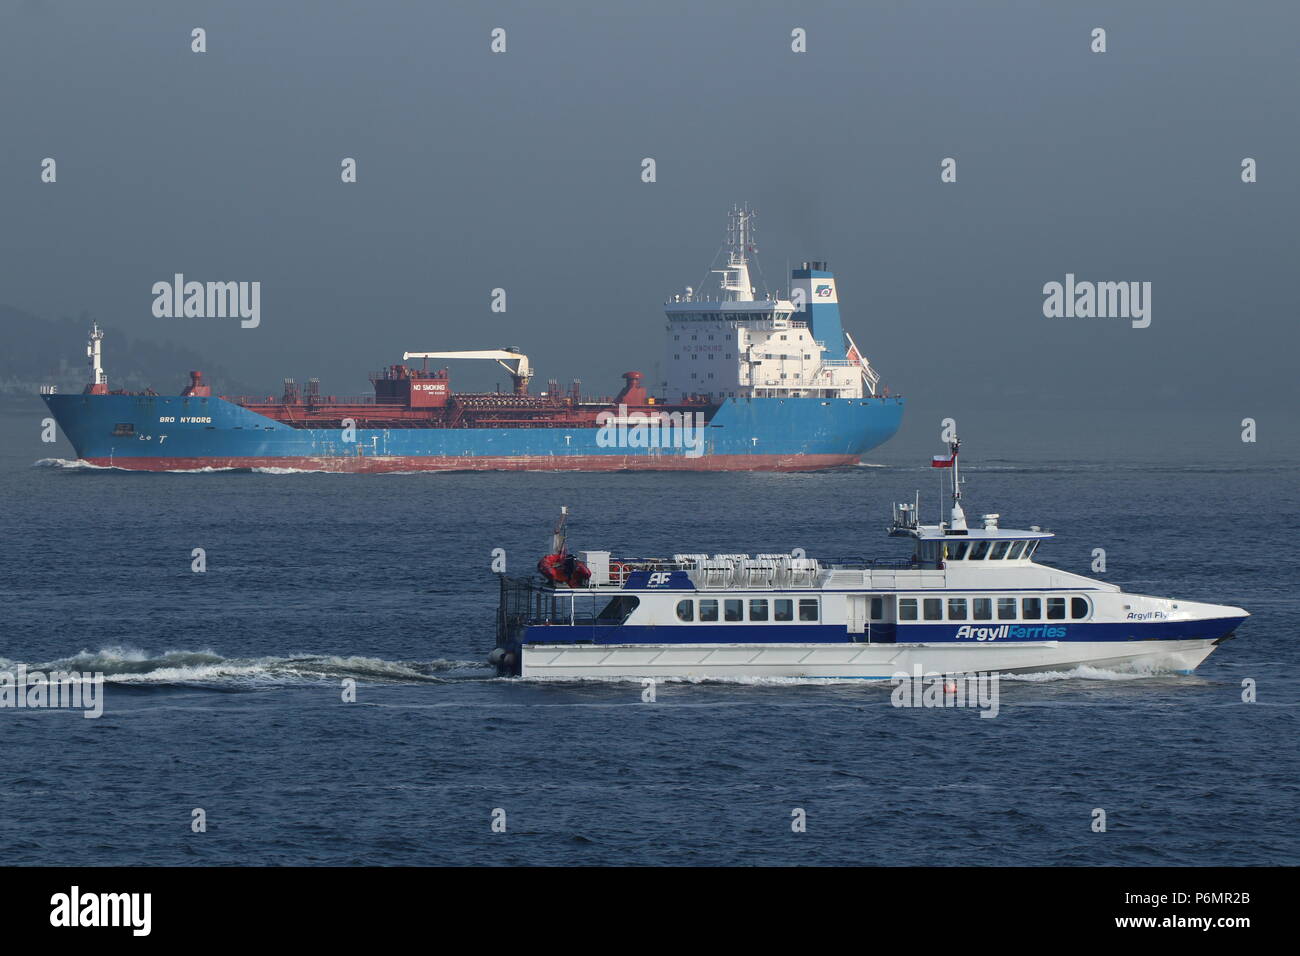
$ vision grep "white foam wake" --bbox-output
[1,646,489,687]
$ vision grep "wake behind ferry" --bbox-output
[491,437,1248,679]
[39,207,902,472]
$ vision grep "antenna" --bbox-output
[551,506,569,555]
[948,434,967,532]
[713,205,757,302]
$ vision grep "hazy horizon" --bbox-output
[3,0,1297,460]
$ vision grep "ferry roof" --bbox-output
[912,525,1053,541]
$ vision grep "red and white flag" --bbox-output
[931,453,955,468]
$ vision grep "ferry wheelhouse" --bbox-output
[490,438,1248,679]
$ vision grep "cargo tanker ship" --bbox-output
[40,208,903,472]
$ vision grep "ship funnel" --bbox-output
[790,262,846,359]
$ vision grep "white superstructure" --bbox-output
[662,206,880,401]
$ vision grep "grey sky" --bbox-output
[2,0,1296,459]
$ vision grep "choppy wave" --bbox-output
[0,646,490,687]
[33,457,115,470]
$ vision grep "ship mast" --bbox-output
[948,435,967,532]
[85,322,108,394]
[715,204,756,302]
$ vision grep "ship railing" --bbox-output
[606,558,693,585]
[823,557,915,570]
[498,574,647,628]
[231,395,379,406]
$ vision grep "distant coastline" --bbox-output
[0,305,254,397]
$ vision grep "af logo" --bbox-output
[814,284,833,297]
[647,572,672,586]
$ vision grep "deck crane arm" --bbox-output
[402,349,533,394]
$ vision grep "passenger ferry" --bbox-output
[490,437,1248,679]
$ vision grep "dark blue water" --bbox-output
[2,399,1296,865]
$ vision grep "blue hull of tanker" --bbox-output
[40,393,904,472]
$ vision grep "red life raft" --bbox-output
[537,552,591,588]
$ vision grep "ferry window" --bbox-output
[595,596,640,625]
[1024,542,1038,559]
[676,600,694,622]
[1022,597,1042,620]
[700,599,719,622]
[969,541,990,560]
[990,541,1010,560]
[899,598,918,621]
[798,599,819,622]
[774,599,794,622]
[973,598,993,621]
[1046,597,1066,620]
[1070,597,1089,619]
[949,541,970,560]
[749,599,769,621]
[870,597,884,620]
[724,599,743,622]
[923,599,943,621]
[947,598,968,620]
[1006,541,1026,559]
[997,597,1018,620]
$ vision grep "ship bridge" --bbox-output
[889,434,1057,571]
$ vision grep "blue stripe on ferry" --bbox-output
[521,616,1243,646]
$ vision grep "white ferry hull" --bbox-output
[520,638,1223,680]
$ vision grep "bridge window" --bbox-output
[1006,541,1026,559]
[774,599,794,622]
[990,541,1010,560]
[798,598,820,622]
[923,598,943,621]
[676,600,694,622]
[949,541,970,560]
[969,541,990,560]
[973,598,993,621]
[1046,597,1066,620]
[997,597,1018,620]
[724,599,743,622]
[1071,597,1090,619]
[699,599,719,622]
[749,599,769,621]
[1022,597,1042,620]
[899,598,918,621]
[1024,542,1039,559]
[947,598,968,620]
[595,596,640,625]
